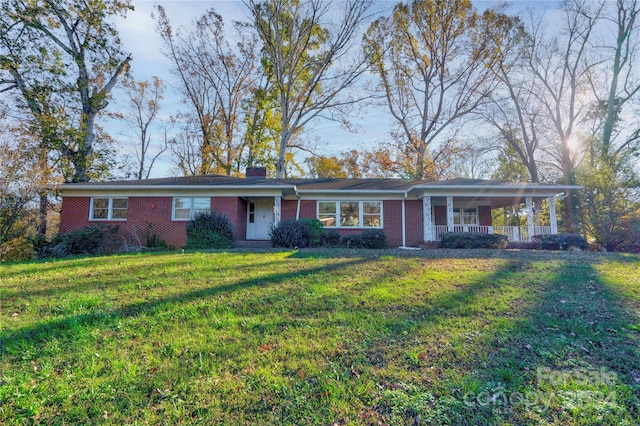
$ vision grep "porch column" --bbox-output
[526,196,534,242]
[423,196,433,241]
[273,196,281,226]
[446,196,454,232]
[549,195,558,234]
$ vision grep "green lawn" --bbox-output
[1,249,639,425]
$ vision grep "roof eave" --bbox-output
[57,184,295,192]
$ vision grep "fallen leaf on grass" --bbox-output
[259,344,273,352]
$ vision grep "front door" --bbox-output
[247,200,274,240]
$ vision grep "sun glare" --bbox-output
[566,135,579,152]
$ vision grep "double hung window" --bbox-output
[172,197,210,220]
[90,197,128,220]
[453,207,477,225]
[318,201,382,228]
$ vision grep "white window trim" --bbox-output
[317,201,383,229]
[453,206,478,226]
[171,197,211,221]
[89,197,128,221]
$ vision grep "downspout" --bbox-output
[401,191,407,248]
[294,186,300,220]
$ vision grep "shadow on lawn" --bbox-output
[1,256,371,355]
[470,259,640,424]
[2,252,302,300]
[357,257,640,424]
[3,251,638,424]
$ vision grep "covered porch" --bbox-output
[418,188,561,243]
[431,224,554,242]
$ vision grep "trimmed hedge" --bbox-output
[341,234,364,248]
[270,220,388,249]
[360,229,387,249]
[320,230,341,247]
[532,233,589,251]
[301,218,324,247]
[340,229,387,249]
[440,232,508,249]
[185,211,235,249]
[34,224,120,258]
[270,219,316,248]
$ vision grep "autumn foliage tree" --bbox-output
[0,0,133,183]
[155,6,263,176]
[248,0,374,178]
[364,0,515,180]
[0,109,41,260]
[305,156,346,178]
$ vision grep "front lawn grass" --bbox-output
[1,249,639,424]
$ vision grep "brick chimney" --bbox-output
[246,167,267,179]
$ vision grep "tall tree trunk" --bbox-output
[562,139,578,233]
[37,192,47,238]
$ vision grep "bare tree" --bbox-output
[450,138,499,180]
[525,0,605,231]
[587,0,640,159]
[118,77,167,180]
[480,10,547,184]
[363,0,517,179]
[155,6,261,176]
[169,123,208,177]
[247,0,374,178]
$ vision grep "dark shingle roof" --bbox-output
[60,175,426,190]
[58,175,578,193]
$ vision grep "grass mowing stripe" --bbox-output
[1,250,638,424]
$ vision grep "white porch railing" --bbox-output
[432,225,553,242]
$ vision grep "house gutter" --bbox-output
[57,183,294,192]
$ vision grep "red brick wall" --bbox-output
[286,199,414,247]
[282,199,297,220]
[59,196,249,249]
[60,196,188,248]
[59,197,91,233]
[478,206,492,227]
[281,199,316,221]
[300,200,316,219]
[434,206,447,225]
[211,196,247,241]
[236,198,247,241]
[61,195,434,248]
[382,200,403,247]
[405,200,424,246]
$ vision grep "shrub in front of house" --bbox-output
[440,232,508,249]
[341,234,364,248]
[34,224,120,258]
[359,229,387,249]
[320,230,341,247]
[300,218,325,247]
[532,233,589,251]
[270,219,313,248]
[185,211,235,249]
[144,222,168,250]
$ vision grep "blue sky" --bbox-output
[110,0,560,178]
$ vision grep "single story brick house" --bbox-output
[57,167,579,248]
